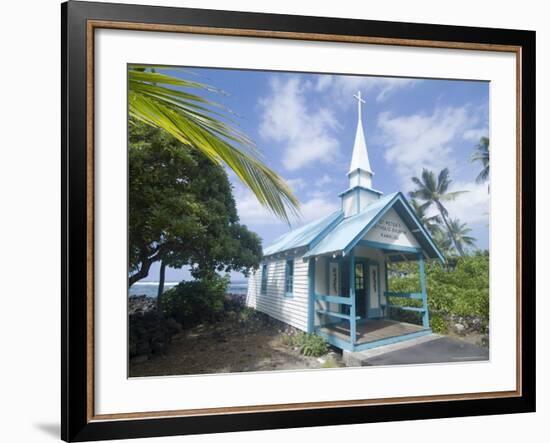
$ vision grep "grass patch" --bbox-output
[283,332,328,357]
[321,358,339,368]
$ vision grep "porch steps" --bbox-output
[343,334,441,367]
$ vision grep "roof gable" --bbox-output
[303,192,444,262]
[363,207,420,248]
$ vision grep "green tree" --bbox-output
[410,198,442,235]
[447,218,476,256]
[409,168,467,256]
[128,121,262,286]
[471,136,490,189]
[432,229,455,259]
[129,66,299,223]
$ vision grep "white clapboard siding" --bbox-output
[246,255,309,332]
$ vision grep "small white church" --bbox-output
[246,92,444,352]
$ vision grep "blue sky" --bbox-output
[142,67,489,282]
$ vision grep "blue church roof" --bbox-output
[263,210,343,256]
[303,193,398,257]
[263,192,444,263]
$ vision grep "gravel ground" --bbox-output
[129,312,343,377]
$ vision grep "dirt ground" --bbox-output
[129,312,343,377]
[128,308,486,377]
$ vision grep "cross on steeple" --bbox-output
[353,91,366,119]
[348,90,373,176]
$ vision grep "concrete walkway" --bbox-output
[343,334,488,366]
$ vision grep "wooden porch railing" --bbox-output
[314,294,360,321]
[384,290,429,328]
[314,293,360,343]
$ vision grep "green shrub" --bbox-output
[429,313,448,334]
[388,254,489,331]
[280,333,296,347]
[292,333,328,357]
[161,274,229,328]
[239,306,258,322]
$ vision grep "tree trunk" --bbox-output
[437,203,464,257]
[156,260,167,314]
[157,260,166,300]
[129,259,154,287]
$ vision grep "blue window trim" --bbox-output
[260,263,268,295]
[284,258,294,297]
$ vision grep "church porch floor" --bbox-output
[318,319,429,349]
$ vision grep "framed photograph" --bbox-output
[62,1,535,441]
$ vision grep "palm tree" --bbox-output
[432,229,455,258]
[471,136,490,191]
[409,168,467,256]
[447,218,476,256]
[128,66,299,223]
[410,198,442,236]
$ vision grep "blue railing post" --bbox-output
[308,258,315,334]
[338,257,343,296]
[418,253,430,329]
[350,252,356,346]
[383,259,389,318]
[325,257,330,316]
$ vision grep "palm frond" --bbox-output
[421,169,437,193]
[471,137,490,185]
[475,167,490,184]
[128,67,300,224]
[439,190,468,201]
[437,168,451,194]
[447,218,477,251]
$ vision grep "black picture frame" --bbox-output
[62,1,536,441]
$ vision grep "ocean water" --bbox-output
[129,280,248,298]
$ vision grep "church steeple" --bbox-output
[339,91,382,218]
[348,91,373,188]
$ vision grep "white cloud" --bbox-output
[257,74,423,172]
[377,105,480,191]
[316,174,333,187]
[444,180,490,226]
[315,75,333,92]
[234,183,339,227]
[298,197,340,224]
[306,189,331,200]
[463,127,489,142]
[258,77,341,171]
[284,177,306,191]
[421,179,489,235]
[321,75,420,105]
[234,185,276,226]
